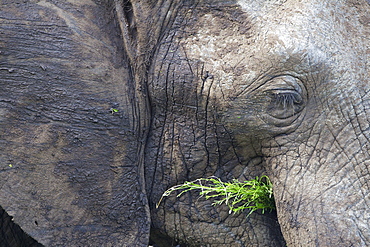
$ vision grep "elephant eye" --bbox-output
[263,76,306,119]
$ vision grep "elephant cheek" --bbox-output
[267,153,370,246]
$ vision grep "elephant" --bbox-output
[0,0,369,246]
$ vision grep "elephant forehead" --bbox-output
[235,0,368,63]
[178,0,367,96]
[182,1,346,63]
[177,3,326,96]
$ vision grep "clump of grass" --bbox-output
[157,175,275,217]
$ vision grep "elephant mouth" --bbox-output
[149,187,285,246]
[147,151,286,246]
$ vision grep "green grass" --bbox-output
[157,176,275,217]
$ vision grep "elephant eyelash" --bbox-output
[271,91,303,108]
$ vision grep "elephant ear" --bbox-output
[0,1,178,246]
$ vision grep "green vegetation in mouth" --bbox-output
[157,175,275,217]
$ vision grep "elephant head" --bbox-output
[0,0,369,246]
[146,0,370,246]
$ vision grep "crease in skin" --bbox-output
[37,1,82,35]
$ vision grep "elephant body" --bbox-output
[0,0,369,246]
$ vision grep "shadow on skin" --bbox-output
[0,205,43,247]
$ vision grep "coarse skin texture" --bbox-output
[0,0,369,246]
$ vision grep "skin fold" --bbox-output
[0,0,369,246]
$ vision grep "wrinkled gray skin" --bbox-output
[0,0,369,246]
